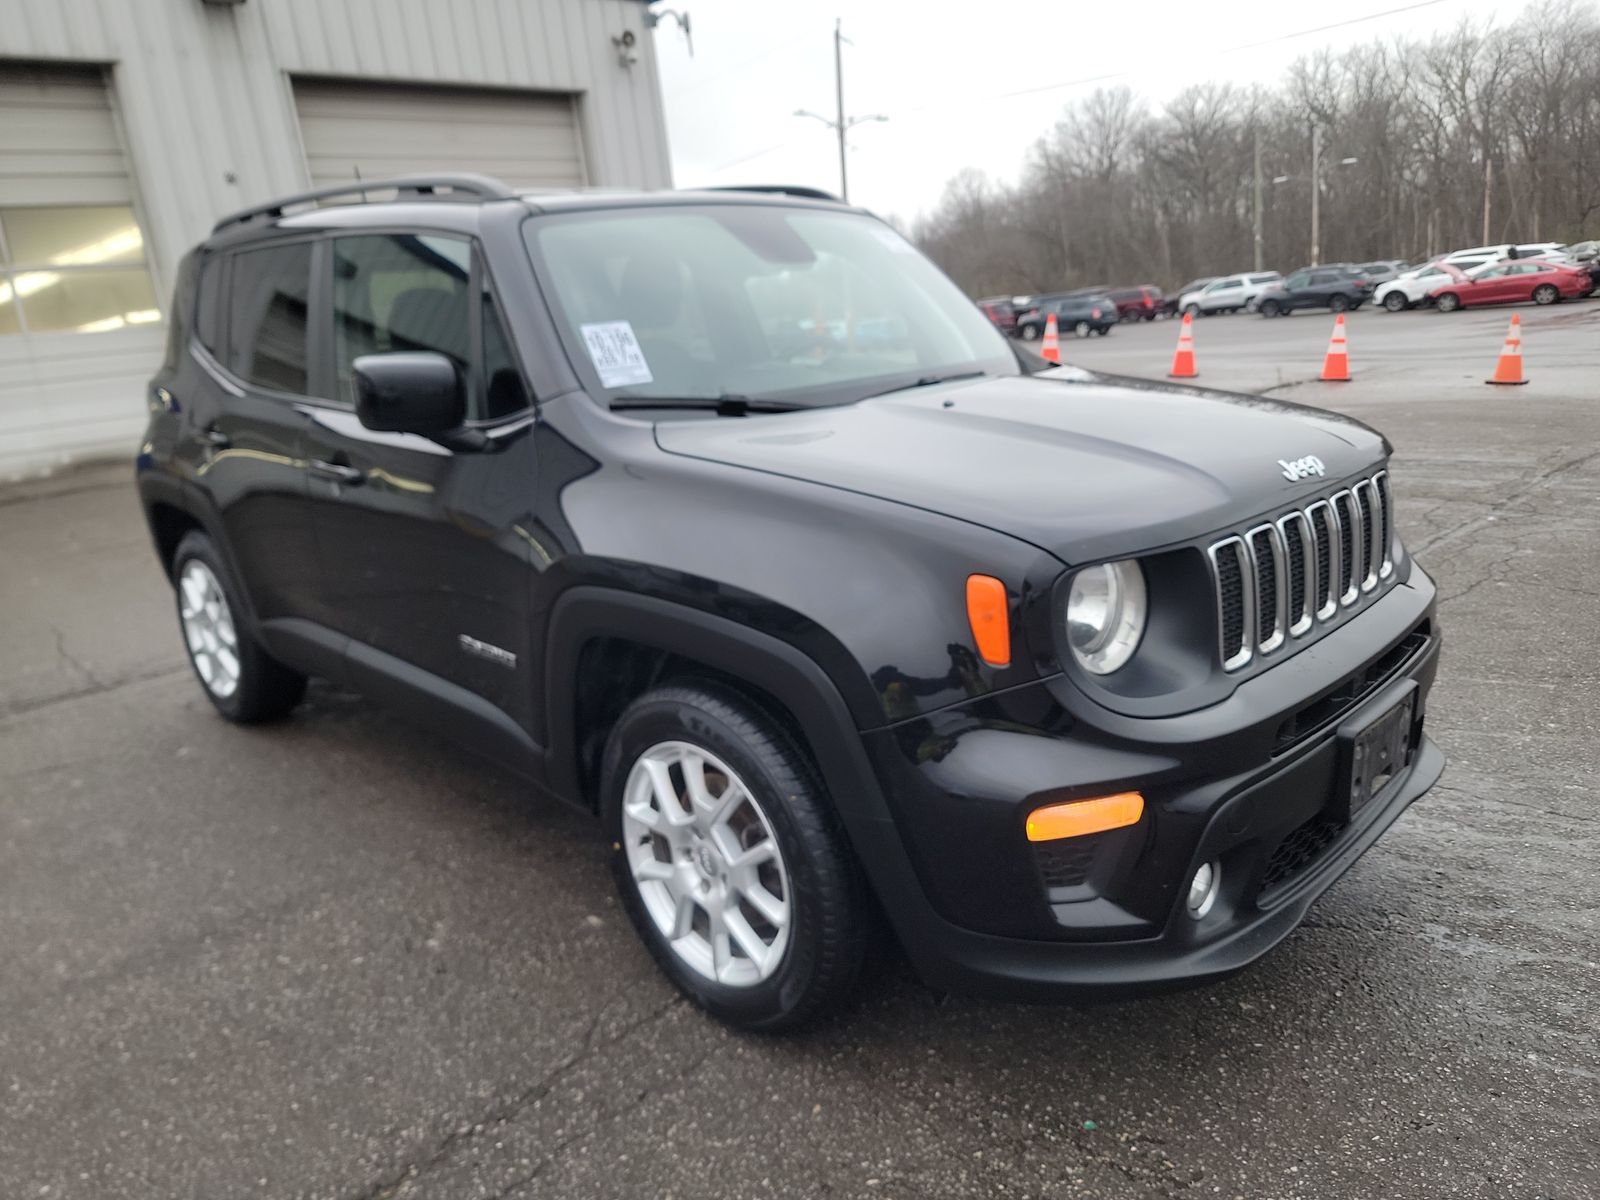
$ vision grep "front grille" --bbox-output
[1208,470,1395,671]
[1259,813,1345,898]
[1035,836,1101,889]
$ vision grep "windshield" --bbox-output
[523,204,1017,407]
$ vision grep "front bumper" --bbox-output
[853,571,1443,1000]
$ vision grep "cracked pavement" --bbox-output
[2,304,1597,1198]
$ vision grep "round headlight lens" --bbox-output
[1065,559,1148,675]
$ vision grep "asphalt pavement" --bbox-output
[2,302,1597,1199]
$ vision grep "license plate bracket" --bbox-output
[1334,681,1419,821]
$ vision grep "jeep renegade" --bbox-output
[137,176,1444,1029]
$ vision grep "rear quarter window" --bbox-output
[227,242,313,394]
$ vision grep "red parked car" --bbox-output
[1428,259,1590,311]
[1106,284,1165,322]
[976,296,1018,335]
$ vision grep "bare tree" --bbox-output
[913,0,1600,296]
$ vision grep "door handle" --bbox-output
[198,426,230,449]
[309,459,366,486]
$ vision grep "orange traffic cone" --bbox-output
[1040,312,1061,364]
[1320,313,1351,381]
[1486,314,1528,385]
[1168,311,1197,378]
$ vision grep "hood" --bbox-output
[654,370,1387,565]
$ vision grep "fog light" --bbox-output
[1187,860,1221,919]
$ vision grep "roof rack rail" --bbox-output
[211,173,515,234]
[703,184,844,203]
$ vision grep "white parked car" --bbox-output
[1440,242,1564,271]
[1178,271,1283,316]
[1375,261,1458,311]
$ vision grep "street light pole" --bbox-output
[834,18,848,203]
[1253,128,1264,272]
[1310,124,1322,267]
[793,22,887,204]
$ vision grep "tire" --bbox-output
[1383,291,1408,312]
[1532,284,1559,306]
[1258,299,1281,318]
[171,531,307,723]
[1073,320,1092,338]
[1436,292,1461,313]
[1329,293,1350,313]
[601,682,868,1031]
[1018,323,1040,341]
[1183,303,1201,317]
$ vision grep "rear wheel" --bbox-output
[1329,293,1350,313]
[1436,292,1461,313]
[1383,291,1408,312]
[601,683,868,1031]
[1532,284,1560,305]
[1019,323,1040,341]
[1258,299,1281,318]
[172,532,306,722]
[1073,320,1092,338]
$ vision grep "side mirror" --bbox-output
[353,352,465,436]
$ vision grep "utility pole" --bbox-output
[1253,128,1264,272]
[1482,155,1493,245]
[795,21,886,203]
[1310,124,1322,267]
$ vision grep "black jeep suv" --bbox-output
[1256,266,1373,317]
[137,176,1443,1030]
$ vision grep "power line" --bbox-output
[892,0,1464,116]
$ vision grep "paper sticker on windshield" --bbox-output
[871,226,916,255]
[580,321,653,388]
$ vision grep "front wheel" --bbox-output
[1383,291,1409,312]
[172,531,306,722]
[1183,303,1201,317]
[1436,292,1461,313]
[601,683,868,1031]
[1018,323,1040,341]
[1532,284,1560,305]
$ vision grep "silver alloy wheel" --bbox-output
[178,559,240,699]
[621,740,792,987]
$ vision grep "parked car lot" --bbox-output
[1430,257,1591,311]
[1258,264,1373,316]
[5,300,1597,1198]
[1014,291,1119,338]
[1177,271,1281,315]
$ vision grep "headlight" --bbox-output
[1065,559,1147,675]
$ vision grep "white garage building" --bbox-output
[0,0,673,478]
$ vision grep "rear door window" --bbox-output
[227,242,313,394]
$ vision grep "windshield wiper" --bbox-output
[861,370,987,401]
[610,393,803,416]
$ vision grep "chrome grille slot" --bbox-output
[1276,510,1315,636]
[1331,490,1359,606]
[1207,537,1254,671]
[1306,500,1337,619]
[1208,470,1399,672]
[1375,470,1393,579]
[1353,480,1379,592]
[1247,523,1285,653]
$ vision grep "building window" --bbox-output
[0,205,161,336]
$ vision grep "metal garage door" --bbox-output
[0,63,163,478]
[293,79,587,191]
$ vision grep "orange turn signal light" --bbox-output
[966,574,1011,667]
[1026,792,1145,842]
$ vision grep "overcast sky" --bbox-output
[653,0,1514,222]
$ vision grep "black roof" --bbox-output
[210,174,853,236]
